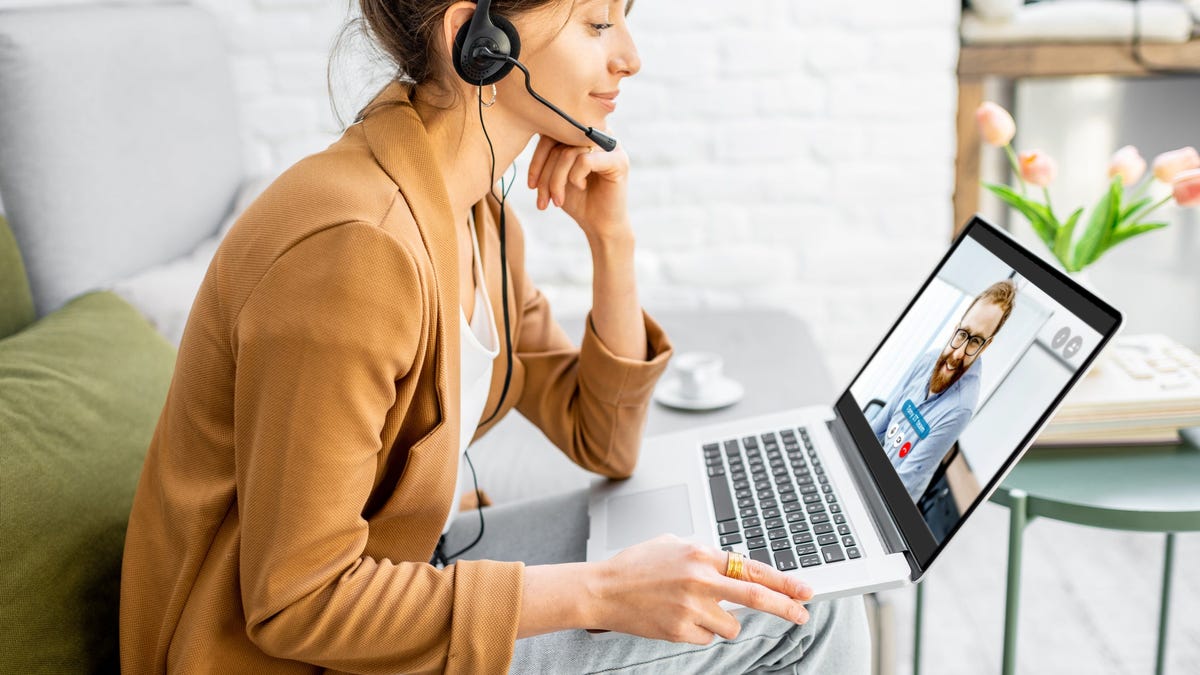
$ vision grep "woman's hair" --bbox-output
[329,0,634,127]
[329,1,566,127]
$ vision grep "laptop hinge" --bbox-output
[827,417,908,556]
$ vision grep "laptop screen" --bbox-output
[837,217,1121,573]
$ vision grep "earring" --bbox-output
[480,84,497,108]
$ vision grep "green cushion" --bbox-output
[0,291,175,673]
[0,214,36,339]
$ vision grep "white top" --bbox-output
[442,210,500,534]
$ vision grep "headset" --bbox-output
[434,0,619,565]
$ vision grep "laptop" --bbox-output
[586,216,1123,604]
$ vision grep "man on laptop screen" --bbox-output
[850,236,1104,544]
[866,280,1016,502]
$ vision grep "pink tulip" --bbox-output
[1173,169,1200,208]
[1152,146,1200,183]
[1019,150,1056,187]
[1107,145,1146,186]
[976,102,1016,147]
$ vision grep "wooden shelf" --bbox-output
[959,38,1200,78]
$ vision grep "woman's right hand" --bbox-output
[585,534,814,644]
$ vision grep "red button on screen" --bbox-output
[899,442,912,458]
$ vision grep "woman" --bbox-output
[120,0,869,672]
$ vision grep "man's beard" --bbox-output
[929,349,968,395]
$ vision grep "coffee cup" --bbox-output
[673,351,725,400]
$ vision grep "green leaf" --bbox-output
[1104,221,1170,252]
[1119,196,1153,224]
[1072,177,1122,270]
[1054,207,1084,270]
[985,183,1058,250]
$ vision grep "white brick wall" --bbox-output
[208,0,963,387]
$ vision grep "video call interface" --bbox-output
[848,234,1103,544]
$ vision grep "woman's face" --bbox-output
[498,0,640,144]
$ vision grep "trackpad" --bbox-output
[606,484,693,550]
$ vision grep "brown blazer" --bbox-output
[120,81,673,674]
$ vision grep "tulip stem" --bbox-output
[1042,187,1055,221]
[1130,176,1152,201]
[1132,194,1174,222]
[1005,144,1026,195]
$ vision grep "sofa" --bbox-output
[0,3,246,671]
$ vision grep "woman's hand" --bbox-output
[527,133,630,241]
[584,534,814,644]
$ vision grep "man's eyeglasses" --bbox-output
[949,328,991,356]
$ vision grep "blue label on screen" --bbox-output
[902,400,930,439]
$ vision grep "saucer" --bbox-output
[653,375,744,411]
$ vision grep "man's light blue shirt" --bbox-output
[866,350,982,502]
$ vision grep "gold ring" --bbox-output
[724,550,746,581]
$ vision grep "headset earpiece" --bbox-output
[452,12,521,86]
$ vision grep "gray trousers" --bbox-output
[443,488,871,674]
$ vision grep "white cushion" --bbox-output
[108,176,272,346]
[962,0,1194,44]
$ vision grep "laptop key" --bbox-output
[829,504,841,514]
[817,534,839,546]
[740,507,757,518]
[833,514,846,524]
[813,523,834,535]
[800,484,818,495]
[774,550,799,571]
[826,494,837,504]
[846,547,862,559]
[786,512,805,523]
[783,502,804,514]
[821,544,845,563]
[708,477,736,523]
[810,513,830,524]
[837,524,850,535]
[747,537,767,550]
[703,442,720,454]
[768,528,788,541]
[763,507,781,519]
[745,527,764,539]
[742,516,761,528]
[795,543,817,556]
[765,517,784,530]
[750,548,773,566]
[708,465,726,477]
[789,522,810,534]
[794,532,814,544]
[736,488,752,499]
[718,521,739,535]
[781,493,800,504]
[803,493,822,504]
[734,479,750,490]
[842,536,856,548]
[720,534,743,546]
[800,554,822,568]
[806,503,825,514]
[771,538,791,552]
[738,497,755,509]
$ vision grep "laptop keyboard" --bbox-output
[704,427,861,571]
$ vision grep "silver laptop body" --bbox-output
[585,217,1124,608]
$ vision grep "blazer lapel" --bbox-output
[361,81,459,428]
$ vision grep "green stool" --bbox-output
[913,429,1200,675]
